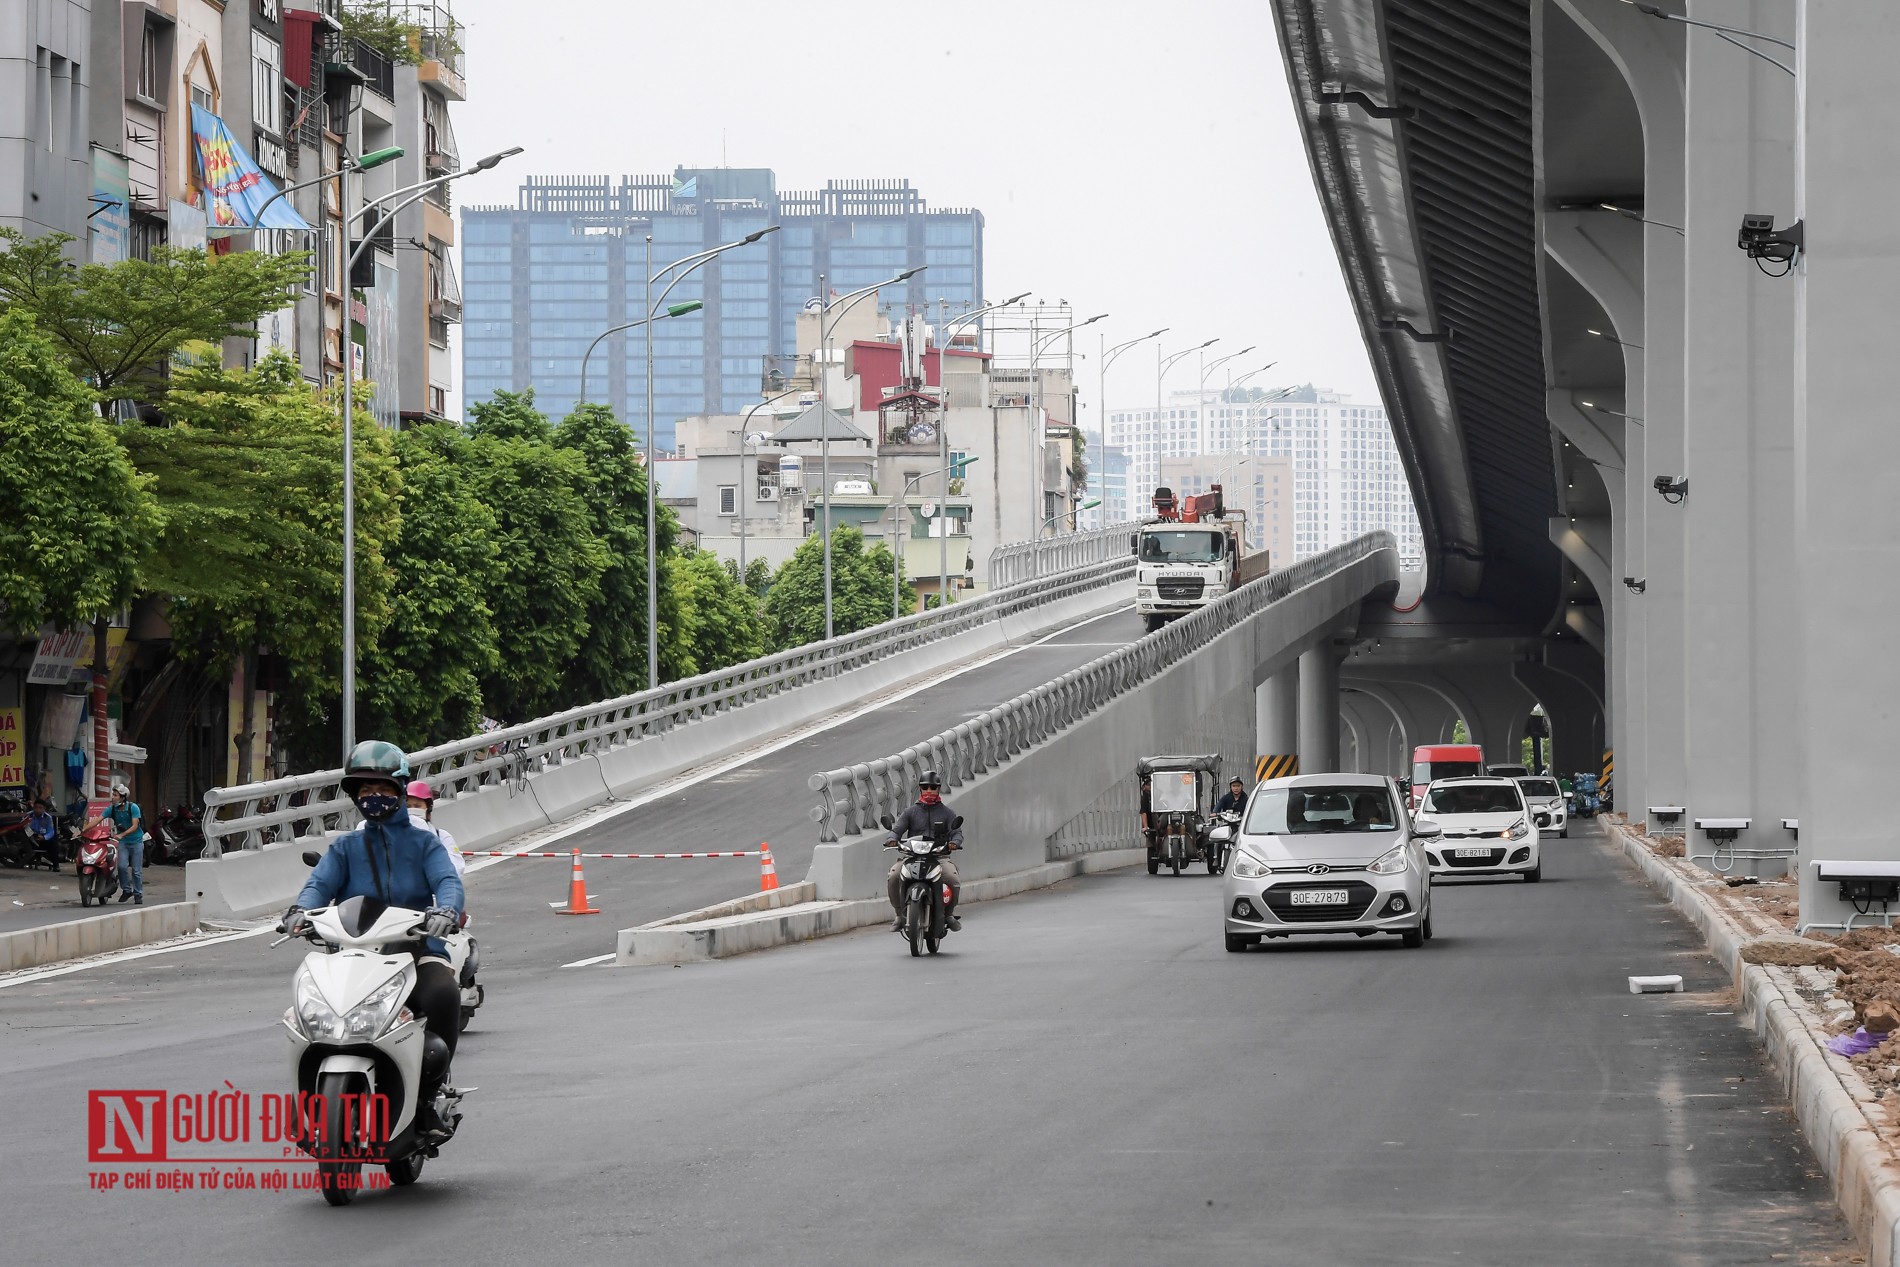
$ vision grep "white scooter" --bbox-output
[275,891,467,1206]
[447,915,483,1031]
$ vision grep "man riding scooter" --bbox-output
[885,771,963,933]
[280,741,465,1136]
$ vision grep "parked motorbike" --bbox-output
[149,805,207,866]
[0,812,61,872]
[1205,810,1241,876]
[75,823,119,906]
[274,892,467,1206]
[879,812,961,958]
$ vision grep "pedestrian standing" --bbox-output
[109,782,146,904]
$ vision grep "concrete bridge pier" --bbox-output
[1255,663,1299,768]
[1298,641,1344,775]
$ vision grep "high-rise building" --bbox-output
[1158,453,1296,568]
[460,171,983,451]
[1106,385,1424,569]
[2,0,92,249]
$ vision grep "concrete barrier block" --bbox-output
[0,902,200,971]
[77,916,103,957]
[616,898,888,966]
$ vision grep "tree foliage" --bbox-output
[0,229,311,402]
[358,423,502,750]
[465,392,608,721]
[667,548,765,678]
[762,526,913,651]
[0,311,160,636]
[117,353,400,766]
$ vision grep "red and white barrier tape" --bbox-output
[469,850,762,860]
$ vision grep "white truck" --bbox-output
[1131,485,1270,631]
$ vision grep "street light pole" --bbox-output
[1099,327,1168,525]
[888,457,978,617]
[642,225,780,691]
[1151,338,1217,527]
[933,292,1028,603]
[817,266,925,640]
[336,145,522,763]
[1026,313,1106,566]
[578,300,703,406]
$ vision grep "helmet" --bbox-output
[405,780,435,803]
[918,769,942,789]
[339,740,410,798]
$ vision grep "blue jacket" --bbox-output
[296,807,465,955]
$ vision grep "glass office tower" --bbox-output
[461,169,983,452]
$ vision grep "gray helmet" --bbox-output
[339,740,410,798]
[919,769,942,789]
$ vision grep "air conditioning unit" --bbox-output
[757,484,780,502]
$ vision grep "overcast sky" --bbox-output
[445,0,1379,425]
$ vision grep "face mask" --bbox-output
[919,790,941,806]
[357,794,402,821]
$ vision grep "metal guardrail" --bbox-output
[988,521,1141,590]
[811,532,1397,840]
[202,555,1135,852]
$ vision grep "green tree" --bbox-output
[358,422,502,750]
[0,229,311,404]
[552,401,676,693]
[762,526,913,651]
[465,392,608,721]
[0,311,160,636]
[118,353,401,772]
[667,548,765,678]
[726,557,773,598]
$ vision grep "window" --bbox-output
[718,485,737,516]
[191,82,213,113]
[138,24,161,101]
[252,33,282,134]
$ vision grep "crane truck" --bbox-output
[1131,484,1271,631]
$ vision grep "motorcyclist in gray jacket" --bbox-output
[885,770,963,933]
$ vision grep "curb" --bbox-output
[1606,819,1900,1266]
[0,902,202,972]
[615,848,1146,967]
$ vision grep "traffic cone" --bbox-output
[758,842,780,892]
[554,848,600,915]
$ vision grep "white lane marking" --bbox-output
[561,952,617,968]
[0,601,1139,983]
[0,924,275,990]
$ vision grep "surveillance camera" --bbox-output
[1622,576,1648,594]
[1652,474,1687,504]
[1737,213,1803,265]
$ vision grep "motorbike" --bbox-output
[879,812,961,958]
[274,891,467,1206]
[450,916,483,1031]
[1138,754,1224,876]
[0,813,62,871]
[75,822,119,906]
[1205,810,1241,876]
[148,805,208,866]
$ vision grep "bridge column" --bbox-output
[1682,0,1798,861]
[1793,0,1900,922]
[1298,643,1342,774]
[1255,664,1299,772]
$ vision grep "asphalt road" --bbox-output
[2,819,1856,1265]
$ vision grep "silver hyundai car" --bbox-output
[1221,773,1433,952]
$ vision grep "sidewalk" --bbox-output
[0,852,188,935]
[1605,814,1900,1267]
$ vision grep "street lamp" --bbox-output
[248,145,404,231]
[1152,338,1217,513]
[578,300,703,405]
[738,385,805,581]
[818,265,925,641]
[1097,328,1167,526]
[888,457,978,617]
[1042,498,1100,536]
[1026,313,1107,544]
[337,145,524,762]
[644,225,781,690]
[933,292,1029,603]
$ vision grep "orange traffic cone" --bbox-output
[554,848,600,915]
[758,842,780,892]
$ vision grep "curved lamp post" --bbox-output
[578,300,703,405]
[888,456,978,617]
[932,292,1028,604]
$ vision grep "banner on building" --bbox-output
[189,104,312,234]
[89,149,130,264]
[0,708,24,789]
[27,629,131,687]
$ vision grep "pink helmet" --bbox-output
[405,780,435,803]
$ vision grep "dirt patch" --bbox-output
[1803,927,1900,1028]
[1720,881,1802,931]
[1743,937,1842,968]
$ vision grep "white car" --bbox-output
[1414,777,1547,882]
[1515,775,1568,838]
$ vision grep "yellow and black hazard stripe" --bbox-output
[1600,748,1614,793]
[1255,753,1300,782]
